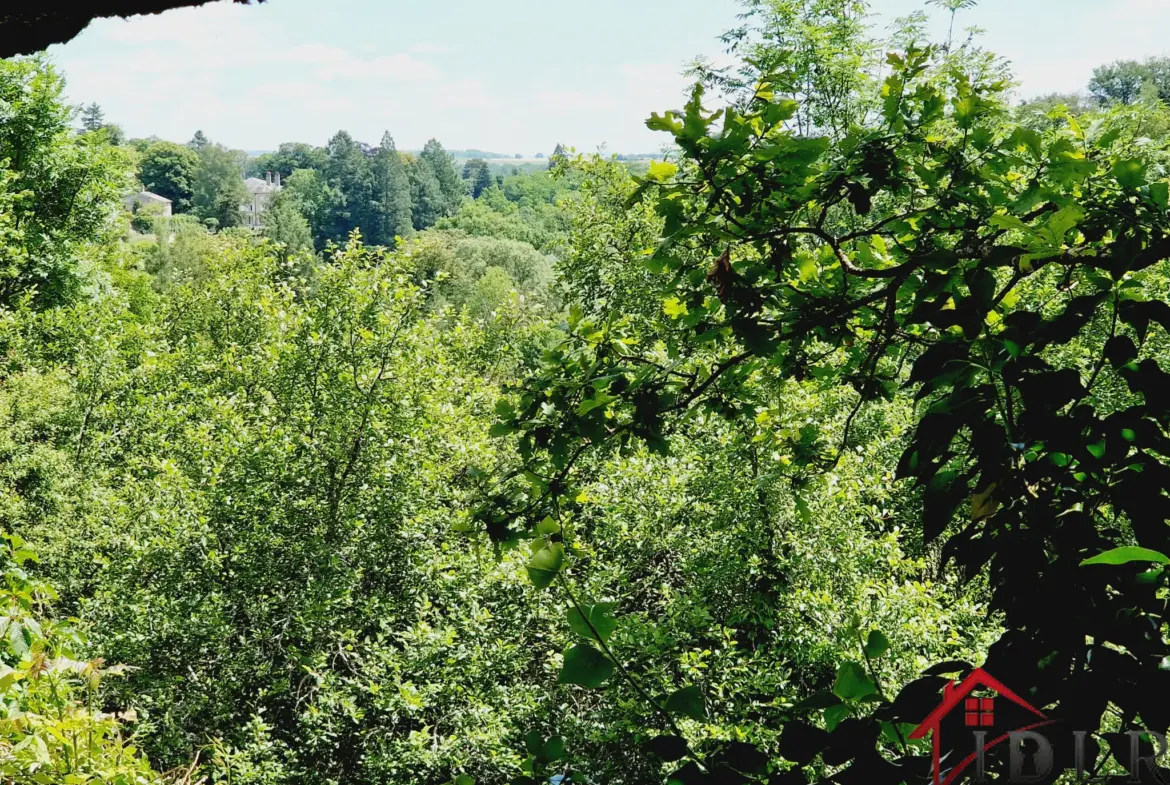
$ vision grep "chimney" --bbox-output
[265,170,272,186]
[275,171,281,188]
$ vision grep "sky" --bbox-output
[45,0,1170,156]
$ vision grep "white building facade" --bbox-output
[240,171,282,229]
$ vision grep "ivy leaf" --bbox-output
[567,602,617,643]
[833,662,877,701]
[665,685,706,721]
[526,544,565,590]
[1080,547,1170,567]
[559,644,614,688]
[454,776,475,785]
[863,630,890,659]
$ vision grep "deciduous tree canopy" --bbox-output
[5,2,1170,784]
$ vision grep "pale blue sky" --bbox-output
[46,0,1170,155]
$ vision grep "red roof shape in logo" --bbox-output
[909,667,1048,785]
[910,667,1046,739]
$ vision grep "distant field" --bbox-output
[483,157,549,165]
[245,151,656,167]
[480,157,655,165]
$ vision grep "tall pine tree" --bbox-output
[406,155,444,231]
[473,161,494,198]
[323,130,374,243]
[419,139,462,217]
[370,131,412,247]
[79,103,105,132]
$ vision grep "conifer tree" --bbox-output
[371,131,413,247]
[80,102,105,132]
[419,139,462,216]
[473,161,494,198]
[323,130,374,242]
[406,155,443,230]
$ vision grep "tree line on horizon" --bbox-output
[129,129,465,248]
[116,121,583,254]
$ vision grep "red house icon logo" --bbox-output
[909,668,1051,785]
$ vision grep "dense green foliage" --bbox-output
[0,534,162,783]
[248,142,328,182]
[480,4,1170,783]
[192,142,249,230]
[8,2,1170,784]
[0,57,130,308]
[132,128,468,252]
[1089,57,1170,106]
[138,141,199,213]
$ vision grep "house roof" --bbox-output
[0,2,262,58]
[124,191,172,204]
[909,667,1046,739]
[243,177,281,194]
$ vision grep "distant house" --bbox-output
[122,190,172,218]
[240,171,282,229]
